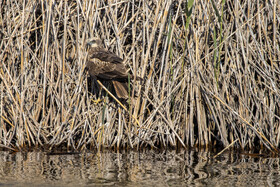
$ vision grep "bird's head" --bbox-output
[86,37,103,49]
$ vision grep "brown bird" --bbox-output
[86,37,140,99]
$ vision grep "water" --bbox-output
[0,150,279,186]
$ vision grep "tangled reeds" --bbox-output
[0,0,279,152]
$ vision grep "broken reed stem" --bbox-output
[213,139,239,159]
[96,80,141,127]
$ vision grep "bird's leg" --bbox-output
[90,79,104,104]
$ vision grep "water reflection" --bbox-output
[0,150,279,186]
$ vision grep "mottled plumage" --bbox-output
[86,38,138,99]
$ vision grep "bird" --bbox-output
[85,37,140,100]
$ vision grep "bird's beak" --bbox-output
[86,41,91,47]
[86,41,93,50]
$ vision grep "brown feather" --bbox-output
[86,58,128,80]
[90,50,123,63]
[112,80,128,99]
[86,38,141,99]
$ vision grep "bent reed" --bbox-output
[0,0,279,153]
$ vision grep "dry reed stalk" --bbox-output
[0,0,279,152]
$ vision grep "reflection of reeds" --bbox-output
[0,1,279,152]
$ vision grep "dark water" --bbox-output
[0,150,279,186]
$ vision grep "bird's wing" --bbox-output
[86,48,129,79]
[86,58,128,80]
[90,50,123,64]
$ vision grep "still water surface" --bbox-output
[0,150,279,186]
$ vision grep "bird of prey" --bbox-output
[86,37,140,100]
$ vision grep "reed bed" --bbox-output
[0,0,279,152]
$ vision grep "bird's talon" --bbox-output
[91,98,103,104]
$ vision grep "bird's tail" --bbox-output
[112,80,128,99]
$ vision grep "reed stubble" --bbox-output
[0,0,279,152]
